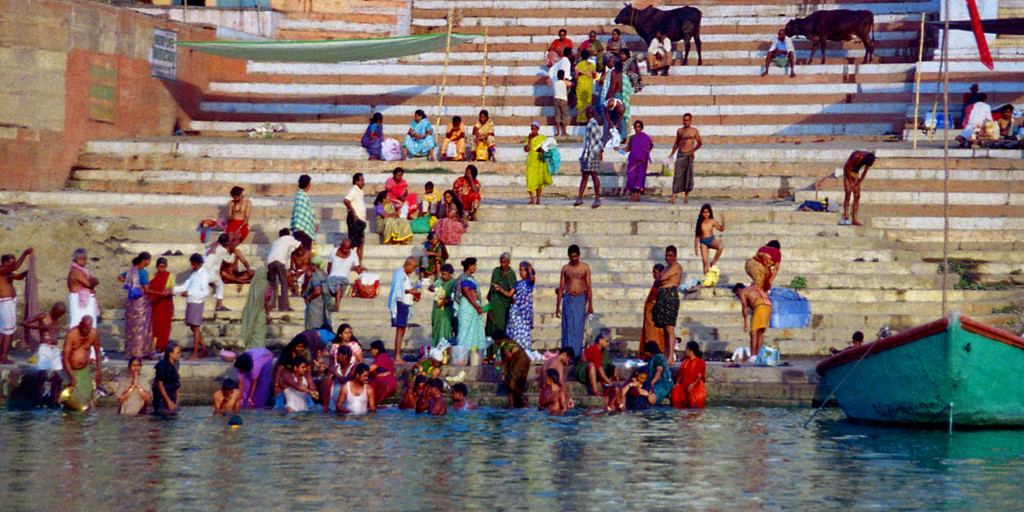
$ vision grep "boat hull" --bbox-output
[817,315,1024,427]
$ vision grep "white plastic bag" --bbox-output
[382,138,402,161]
[446,141,458,159]
[604,128,622,151]
[358,272,380,285]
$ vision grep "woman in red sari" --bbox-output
[672,340,706,408]
[453,164,482,221]
[149,257,174,355]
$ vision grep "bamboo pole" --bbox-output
[941,0,950,316]
[436,9,454,145]
[481,27,489,108]
[912,12,926,149]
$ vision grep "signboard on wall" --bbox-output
[151,27,177,80]
[88,62,118,124]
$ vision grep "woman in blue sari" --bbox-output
[361,112,384,160]
[456,258,487,352]
[402,109,437,161]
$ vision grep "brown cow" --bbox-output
[784,9,874,64]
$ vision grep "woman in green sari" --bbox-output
[303,265,333,331]
[430,263,456,346]
[575,49,597,123]
[524,121,552,205]
[485,252,517,340]
[239,266,269,349]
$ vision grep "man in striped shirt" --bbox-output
[574,106,604,208]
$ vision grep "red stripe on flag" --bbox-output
[966,0,994,69]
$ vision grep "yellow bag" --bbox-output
[701,265,720,287]
[475,141,489,161]
[983,120,1000,140]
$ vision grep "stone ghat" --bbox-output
[0,357,825,409]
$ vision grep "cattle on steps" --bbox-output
[785,9,875,65]
[614,4,703,66]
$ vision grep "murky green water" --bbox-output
[1,406,1023,511]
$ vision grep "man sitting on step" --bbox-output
[762,29,796,78]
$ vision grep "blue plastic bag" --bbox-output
[543,147,561,175]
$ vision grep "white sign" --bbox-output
[151,27,177,81]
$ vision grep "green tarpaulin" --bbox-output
[178,33,481,63]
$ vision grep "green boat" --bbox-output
[816,312,1024,427]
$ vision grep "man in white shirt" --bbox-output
[957,93,993,148]
[203,233,235,312]
[549,47,572,87]
[267,228,301,312]
[762,29,796,78]
[173,253,210,360]
[327,238,363,312]
[646,31,673,76]
[343,173,367,262]
[388,257,419,358]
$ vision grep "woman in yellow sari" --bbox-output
[524,121,552,205]
[575,49,597,123]
[472,109,496,162]
[441,115,466,161]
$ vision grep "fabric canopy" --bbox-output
[178,33,481,63]
[927,18,1024,36]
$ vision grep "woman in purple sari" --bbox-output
[361,112,384,160]
[119,252,153,359]
[625,120,653,202]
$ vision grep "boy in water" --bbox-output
[213,378,241,415]
[400,375,427,410]
[22,302,67,405]
[424,378,447,416]
[539,369,568,414]
[451,382,476,411]
[282,357,318,412]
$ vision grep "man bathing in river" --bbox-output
[62,316,103,409]
[556,245,593,357]
[652,246,682,364]
[0,248,33,364]
[23,302,66,405]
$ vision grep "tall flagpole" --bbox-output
[941,0,950,316]
[436,9,454,143]
[912,12,926,149]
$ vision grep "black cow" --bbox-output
[614,4,702,65]
[784,9,875,64]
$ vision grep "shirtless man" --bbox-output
[733,283,772,358]
[668,113,703,204]
[652,246,683,364]
[604,98,626,137]
[61,316,103,409]
[290,232,315,295]
[220,245,255,286]
[67,249,100,358]
[0,249,32,364]
[23,302,66,371]
[555,245,593,357]
[540,347,573,396]
[204,234,236,311]
[226,186,252,246]
[840,151,875,226]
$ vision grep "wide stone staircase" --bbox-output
[184,0,940,145]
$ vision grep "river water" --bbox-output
[1,406,1022,511]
